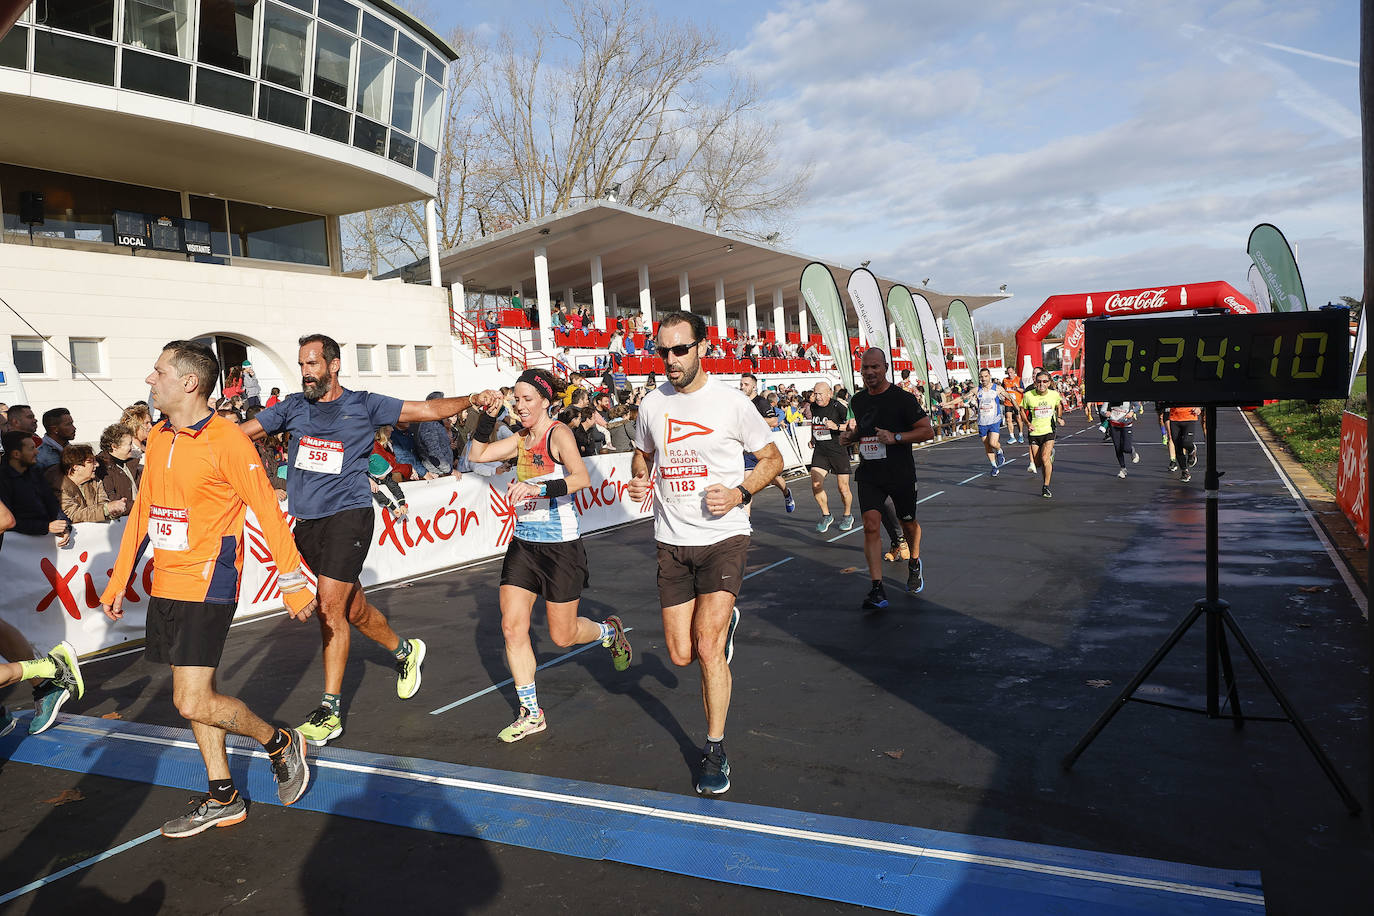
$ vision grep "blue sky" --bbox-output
[431,1,1361,331]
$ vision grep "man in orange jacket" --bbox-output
[102,340,318,839]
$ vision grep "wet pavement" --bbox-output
[0,409,1369,915]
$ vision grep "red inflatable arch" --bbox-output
[1015,280,1257,382]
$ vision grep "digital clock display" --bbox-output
[1084,310,1349,403]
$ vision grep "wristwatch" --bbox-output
[895,433,903,443]
[735,485,752,505]
[538,483,548,497]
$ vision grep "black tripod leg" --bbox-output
[1219,610,1362,815]
[1213,618,1243,730]
[1062,604,1205,770]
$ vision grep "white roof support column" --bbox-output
[714,279,726,334]
[452,275,465,323]
[563,286,574,314]
[535,246,553,352]
[590,255,606,330]
[609,291,618,320]
[889,321,898,357]
[772,288,785,341]
[638,264,653,329]
[425,199,442,288]
[679,271,691,311]
[798,300,809,345]
[746,284,758,339]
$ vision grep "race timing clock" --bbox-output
[1084,310,1349,403]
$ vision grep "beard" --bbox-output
[666,358,699,390]
[302,368,332,402]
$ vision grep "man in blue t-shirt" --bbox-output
[243,333,500,746]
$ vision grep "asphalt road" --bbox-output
[0,409,1369,915]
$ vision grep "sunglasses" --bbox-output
[657,341,699,358]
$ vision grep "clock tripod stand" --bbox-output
[1061,405,1361,815]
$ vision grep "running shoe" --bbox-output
[1118,468,1127,478]
[396,637,426,699]
[1162,433,1169,445]
[1181,470,1192,483]
[49,641,84,701]
[783,489,796,513]
[996,450,1005,467]
[838,514,854,531]
[603,615,633,671]
[991,466,1000,477]
[0,706,14,738]
[907,558,924,595]
[298,706,343,747]
[696,747,731,795]
[816,514,834,533]
[269,728,310,806]
[1041,485,1052,499]
[862,583,889,610]
[1168,459,1179,472]
[29,681,69,735]
[1187,450,1198,469]
[1027,464,1037,473]
[1132,451,1140,464]
[725,606,740,665]
[161,794,248,838]
[498,707,546,743]
[897,539,910,561]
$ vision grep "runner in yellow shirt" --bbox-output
[1020,371,1063,499]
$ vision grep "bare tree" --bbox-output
[342,0,810,273]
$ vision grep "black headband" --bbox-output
[517,370,555,402]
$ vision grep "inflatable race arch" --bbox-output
[1015,281,1257,382]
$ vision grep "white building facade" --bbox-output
[0,0,458,436]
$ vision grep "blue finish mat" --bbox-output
[1,714,1265,914]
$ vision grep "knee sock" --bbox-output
[515,682,540,715]
[18,658,56,681]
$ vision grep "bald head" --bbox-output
[814,381,832,405]
[860,347,887,370]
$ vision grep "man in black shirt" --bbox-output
[841,348,934,608]
[738,374,795,512]
[807,381,852,532]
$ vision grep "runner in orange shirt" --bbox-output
[1001,371,1024,444]
[1166,405,1202,483]
[102,340,317,838]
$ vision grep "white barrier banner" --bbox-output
[1,442,820,658]
[3,455,654,658]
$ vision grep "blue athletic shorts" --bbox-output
[978,420,1001,437]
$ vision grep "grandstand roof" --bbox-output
[407,201,1008,320]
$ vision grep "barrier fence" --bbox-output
[1336,410,1368,545]
[2,431,815,658]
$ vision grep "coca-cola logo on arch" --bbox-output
[1104,289,1171,314]
[1064,321,1084,347]
[1031,310,1054,333]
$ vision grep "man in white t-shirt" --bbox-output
[628,311,783,796]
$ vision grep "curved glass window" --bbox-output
[0,26,28,70]
[197,66,255,113]
[313,24,353,106]
[317,0,357,33]
[418,78,442,146]
[361,11,393,51]
[124,0,193,58]
[229,200,328,266]
[34,31,115,84]
[122,48,191,100]
[424,51,444,84]
[395,32,422,69]
[355,41,390,122]
[310,99,350,142]
[390,62,419,135]
[37,0,114,39]
[260,3,309,91]
[197,0,257,75]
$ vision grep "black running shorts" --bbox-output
[1028,432,1056,447]
[501,537,589,603]
[145,597,236,667]
[656,534,750,607]
[295,507,374,583]
[856,474,917,521]
[808,448,851,476]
